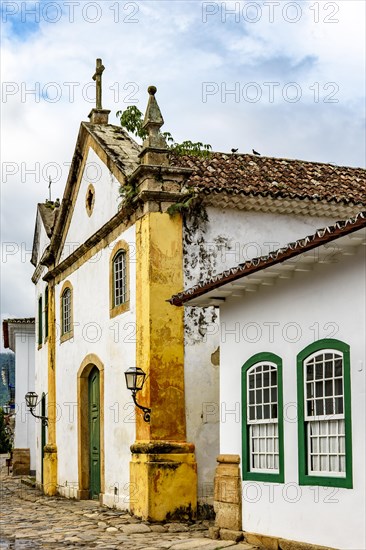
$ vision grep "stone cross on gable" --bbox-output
[92,58,105,110]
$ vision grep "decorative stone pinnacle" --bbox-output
[141,86,167,158]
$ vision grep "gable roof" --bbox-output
[37,122,140,268]
[169,211,366,307]
[172,153,366,208]
[83,122,140,176]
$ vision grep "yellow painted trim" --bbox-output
[109,239,130,318]
[85,183,95,217]
[77,354,105,501]
[59,280,74,343]
[43,281,57,496]
[135,212,186,441]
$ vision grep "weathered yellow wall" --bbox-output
[130,450,197,521]
[133,211,197,520]
[135,212,186,441]
[43,281,57,495]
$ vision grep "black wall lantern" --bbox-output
[124,366,151,423]
[25,392,48,427]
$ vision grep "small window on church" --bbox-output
[109,240,130,318]
[60,281,74,342]
[85,184,95,216]
[62,289,71,333]
[114,251,127,306]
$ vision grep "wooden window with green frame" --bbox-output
[38,295,43,347]
[297,339,352,488]
[242,352,284,482]
[44,286,49,341]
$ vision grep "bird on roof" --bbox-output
[252,149,261,156]
[231,148,238,153]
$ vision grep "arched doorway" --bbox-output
[77,354,104,500]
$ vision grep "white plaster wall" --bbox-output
[183,208,336,504]
[13,330,36,471]
[54,224,136,507]
[61,148,121,262]
[34,270,49,484]
[219,245,365,550]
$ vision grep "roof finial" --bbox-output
[93,58,105,110]
[140,86,167,165]
[88,58,110,125]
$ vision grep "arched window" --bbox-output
[109,240,130,318]
[297,339,352,488]
[242,353,284,482]
[60,281,73,342]
[113,250,127,307]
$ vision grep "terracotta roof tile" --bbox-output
[171,153,366,206]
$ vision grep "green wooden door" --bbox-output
[88,367,101,499]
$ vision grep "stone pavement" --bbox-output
[0,456,257,550]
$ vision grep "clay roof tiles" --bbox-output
[171,153,366,205]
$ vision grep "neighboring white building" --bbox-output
[171,212,366,550]
[3,318,36,475]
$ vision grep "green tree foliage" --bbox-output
[0,408,11,453]
[116,106,212,157]
[0,353,15,407]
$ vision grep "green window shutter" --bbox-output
[38,296,43,346]
[44,287,49,340]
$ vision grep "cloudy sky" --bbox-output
[1,0,365,348]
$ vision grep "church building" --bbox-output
[30,60,365,547]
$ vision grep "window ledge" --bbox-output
[60,330,74,344]
[110,301,130,319]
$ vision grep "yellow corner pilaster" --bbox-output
[133,211,197,520]
[136,212,186,442]
[43,281,57,496]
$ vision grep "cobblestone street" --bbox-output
[0,457,256,550]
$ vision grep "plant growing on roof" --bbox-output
[116,106,212,157]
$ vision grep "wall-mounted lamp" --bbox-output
[3,403,11,415]
[25,392,48,427]
[124,367,151,423]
